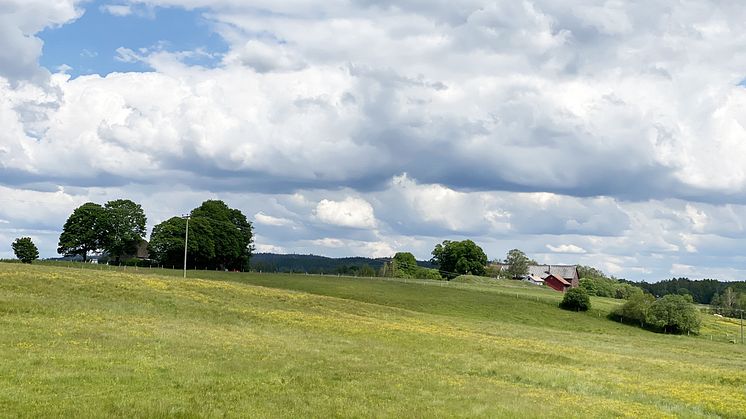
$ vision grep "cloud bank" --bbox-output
[2,0,746,281]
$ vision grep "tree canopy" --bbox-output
[559,288,591,311]
[57,200,148,262]
[614,293,700,334]
[148,200,254,270]
[57,202,106,261]
[504,249,531,278]
[381,252,442,280]
[648,294,700,334]
[630,277,746,304]
[101,199,147,262]
[578,265,643,300]
[12,237,39,264]
[430,240,488,279]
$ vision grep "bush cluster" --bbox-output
[560,288,591,311]
[613,293,700,334]
[381,252,443,280]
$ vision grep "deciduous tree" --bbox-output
[12,237,39,264]
[430,240,487,279]
[57,202,106,262]
[148,200,254,270]
[101,199,147,263]
[504,249,531,278]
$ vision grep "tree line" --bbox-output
[627,277,746,305]
[53,199,254,270]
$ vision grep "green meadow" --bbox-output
[1,263,745,418]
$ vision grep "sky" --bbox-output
[1,0,746,281]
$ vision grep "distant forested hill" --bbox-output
[624,278,746,304]
[250,253,434,275]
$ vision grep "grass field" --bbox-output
[1,263,745,418]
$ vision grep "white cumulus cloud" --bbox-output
[546,244,587,254]
[315,197,377,229]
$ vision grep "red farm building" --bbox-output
[544,273,572,292]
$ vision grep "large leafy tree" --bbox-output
[148,216,215,268]
[148,200,254,270]
[101,199,147,263]
[430,240,488,279]
[192,200,254,269]
[505,249,531,278]
[12,237,39,264]
[57,202,106,261]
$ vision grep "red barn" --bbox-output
[544,273,571,292]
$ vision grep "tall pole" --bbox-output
[183,215,190,279]
[741,310,743,345]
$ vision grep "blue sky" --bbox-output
[39,1,226,76]
[2,0,746,282]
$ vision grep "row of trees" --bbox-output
[57,199,254,270]
[630,277,746,304]
[577,266,641,300]
[710,287,746,318]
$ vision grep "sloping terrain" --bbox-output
[1,264,745,418]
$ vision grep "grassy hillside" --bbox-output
[1,263,745,418]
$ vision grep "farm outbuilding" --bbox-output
[544,273,572,292]
[527,265,579,288]
[490,263,579,292]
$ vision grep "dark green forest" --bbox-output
[250,253,435,275]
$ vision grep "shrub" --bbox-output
[417,268,443,280]
[613,293,655,327]
[613,293,701,334]
[560,288,591,311]
[648,294,700,334]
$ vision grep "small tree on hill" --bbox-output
[560,288,591,312]
[504,249,531,278]
[12,237,39,264]
[392,252,418,276]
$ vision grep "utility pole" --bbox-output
[741,310,744,345]
[182,214,190,279]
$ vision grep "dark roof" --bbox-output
[527,265,577,279]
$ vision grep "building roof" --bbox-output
[527,265,577,279]
[525,274,545,283]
